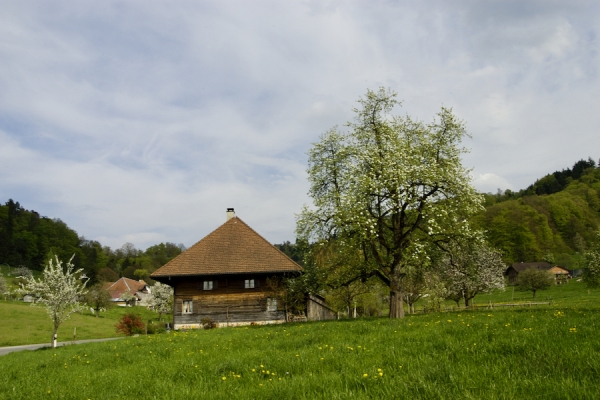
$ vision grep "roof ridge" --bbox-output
[151,215,302,278]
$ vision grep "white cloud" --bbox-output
[0,0,598,249]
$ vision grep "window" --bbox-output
[183,300,193,314]
[244,279,255,289]
[267,297,278,311]
[203,281,213,290]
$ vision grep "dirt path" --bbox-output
[0,337,125,356]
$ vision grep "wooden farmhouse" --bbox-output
[151,209,331,329]
[505,262,570,284]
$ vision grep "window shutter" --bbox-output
[254,279,260,288]
[175,299,182,316]
[213,280,219,290]
[193,300,200,314]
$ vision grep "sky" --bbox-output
[1,0,599,251]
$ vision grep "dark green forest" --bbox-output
[0,199,184,284]
[2,158,599,280]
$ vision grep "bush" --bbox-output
[146,321,167,335]
[201,317,217,329]
[115,313,145,336]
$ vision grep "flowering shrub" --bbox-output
[115,313,145,336]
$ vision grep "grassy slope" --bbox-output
[0,284,599,399]
[0,301,160,346]
[0,307,599,399]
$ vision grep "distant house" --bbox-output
[103,277,151,306]
[505,262,570,284]
[151,208,335,329]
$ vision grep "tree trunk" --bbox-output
[390,274,405,318]
[533,290,536,299]
[390,290,404,318]
[51,329,58,348]
[465,297,471,307]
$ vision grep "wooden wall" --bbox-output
[173,275,286,328]
[306,294,337,321]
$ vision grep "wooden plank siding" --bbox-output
[306,294,337,321]
[172,275,286,329]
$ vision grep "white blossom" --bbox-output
[20,255,88,348]
[149,282,174,321]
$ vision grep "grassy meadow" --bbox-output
[0,301,161,347]
[447,278,599,309]
[1,281,599,399]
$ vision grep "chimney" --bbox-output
[226,208,235,221]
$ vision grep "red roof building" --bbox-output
[102,277,151,306]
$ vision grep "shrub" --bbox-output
[115,313,145,336]
[201,317,217,329]
[146,321,167,335]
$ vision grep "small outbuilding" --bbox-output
[505,262,570,284]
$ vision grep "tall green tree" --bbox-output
[297,88,482,318]
[516,268,553,299]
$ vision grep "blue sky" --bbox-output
[1,0,599,250]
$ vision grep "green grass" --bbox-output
[0,301,161,346]
[1,281,599,398]
[1,305,600,399]
[415,279,600,313]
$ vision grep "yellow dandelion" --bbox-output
[222,377,226,380]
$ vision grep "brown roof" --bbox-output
[102,277,147,299]
[509,262,553,272]
[151,217,302,278]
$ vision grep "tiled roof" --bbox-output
[151,217,302,277]
[102,277,147,299]
[509,262,553,272]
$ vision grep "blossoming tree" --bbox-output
[437,241,506,307]
[297,88,482,318]
[583,231,600,288]
[20,255,88,347]
[149,281,173,321]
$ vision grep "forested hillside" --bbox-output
[475,159,600,267]
[0,199,184,284]
[2,159,598,282]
